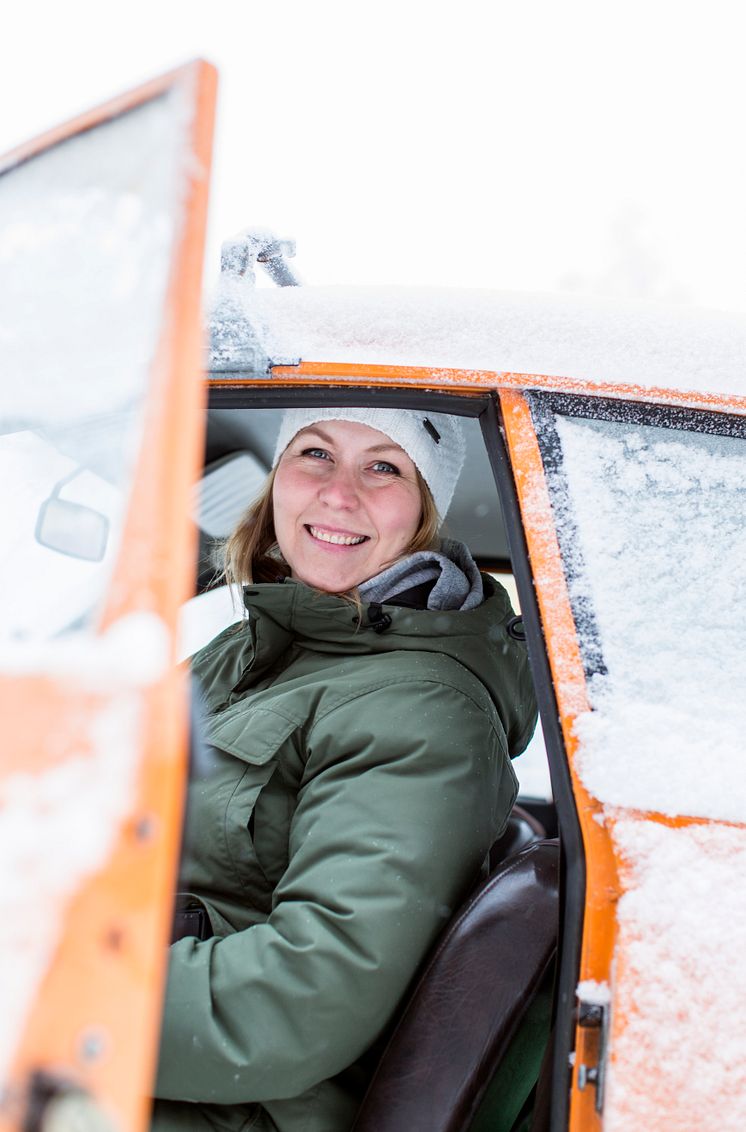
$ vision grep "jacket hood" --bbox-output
[358,537,484,611]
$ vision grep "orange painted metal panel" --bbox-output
[498,388,746,1128]
[0,61,216,1132]
[260,360,746,417]
[498,390,619,1132]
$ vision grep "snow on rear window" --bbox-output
[551,412,746,823]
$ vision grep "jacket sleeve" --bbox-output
[155,677,518,1104]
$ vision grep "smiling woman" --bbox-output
[273,419,423,593]
[153,405,537,1132]
[232,407,457,596]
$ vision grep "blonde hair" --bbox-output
[222,465,440,590]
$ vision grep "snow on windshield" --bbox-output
[231,284,746,401]
[547,408,746,1127]
[0,89,186,426]
[0,87,190,642]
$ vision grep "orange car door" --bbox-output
[0,62,216,1132]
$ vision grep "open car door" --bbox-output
[0,62,216,1132]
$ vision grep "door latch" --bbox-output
[576,995,610,1113]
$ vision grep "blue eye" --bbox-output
[302,447,331,460]
[371,460,400,475]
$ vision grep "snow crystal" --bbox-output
[603,818,746,1131]
[553,415,746,823]
[227,284,746,401]
[577,978,611,1006]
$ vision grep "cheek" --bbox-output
[273,465,303,521]
[271,471,295,545]
[383,492,422,547]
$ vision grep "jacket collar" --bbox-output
[191,574,532,755]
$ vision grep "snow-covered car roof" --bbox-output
[230,284,746,405]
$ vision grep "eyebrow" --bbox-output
[295,426,405,455]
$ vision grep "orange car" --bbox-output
[2,62,745,1132]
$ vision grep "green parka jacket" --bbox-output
[153,575,536,1132]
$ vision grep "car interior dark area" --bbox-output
[189,390,569,1132]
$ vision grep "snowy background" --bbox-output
[3,0,746,314]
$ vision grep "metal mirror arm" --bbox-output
[209,228,301,376]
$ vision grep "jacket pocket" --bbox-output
[204,703,299,766]
[205,706,299,911]
[224,759,280,908]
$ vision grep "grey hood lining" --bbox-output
[358,539,484,611]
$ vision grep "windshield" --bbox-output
[0,90,188,642]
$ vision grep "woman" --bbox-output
[153,407,537,1132]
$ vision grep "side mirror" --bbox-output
[35,495,109,562]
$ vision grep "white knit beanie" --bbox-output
[273,407,466,519]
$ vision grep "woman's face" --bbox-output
[272,419,423,592]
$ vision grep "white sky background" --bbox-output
[2,0,746,312]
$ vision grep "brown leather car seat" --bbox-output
[490,803,549,865]
[352,835,560,1132]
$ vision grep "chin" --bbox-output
[291,565,353,592]
[308,575,360,594]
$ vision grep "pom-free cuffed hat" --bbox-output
[273,407,466,519]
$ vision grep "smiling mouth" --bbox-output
[307,525,369,546]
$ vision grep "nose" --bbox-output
[318,464,359,510]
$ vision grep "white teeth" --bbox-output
[309,526,367,546]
